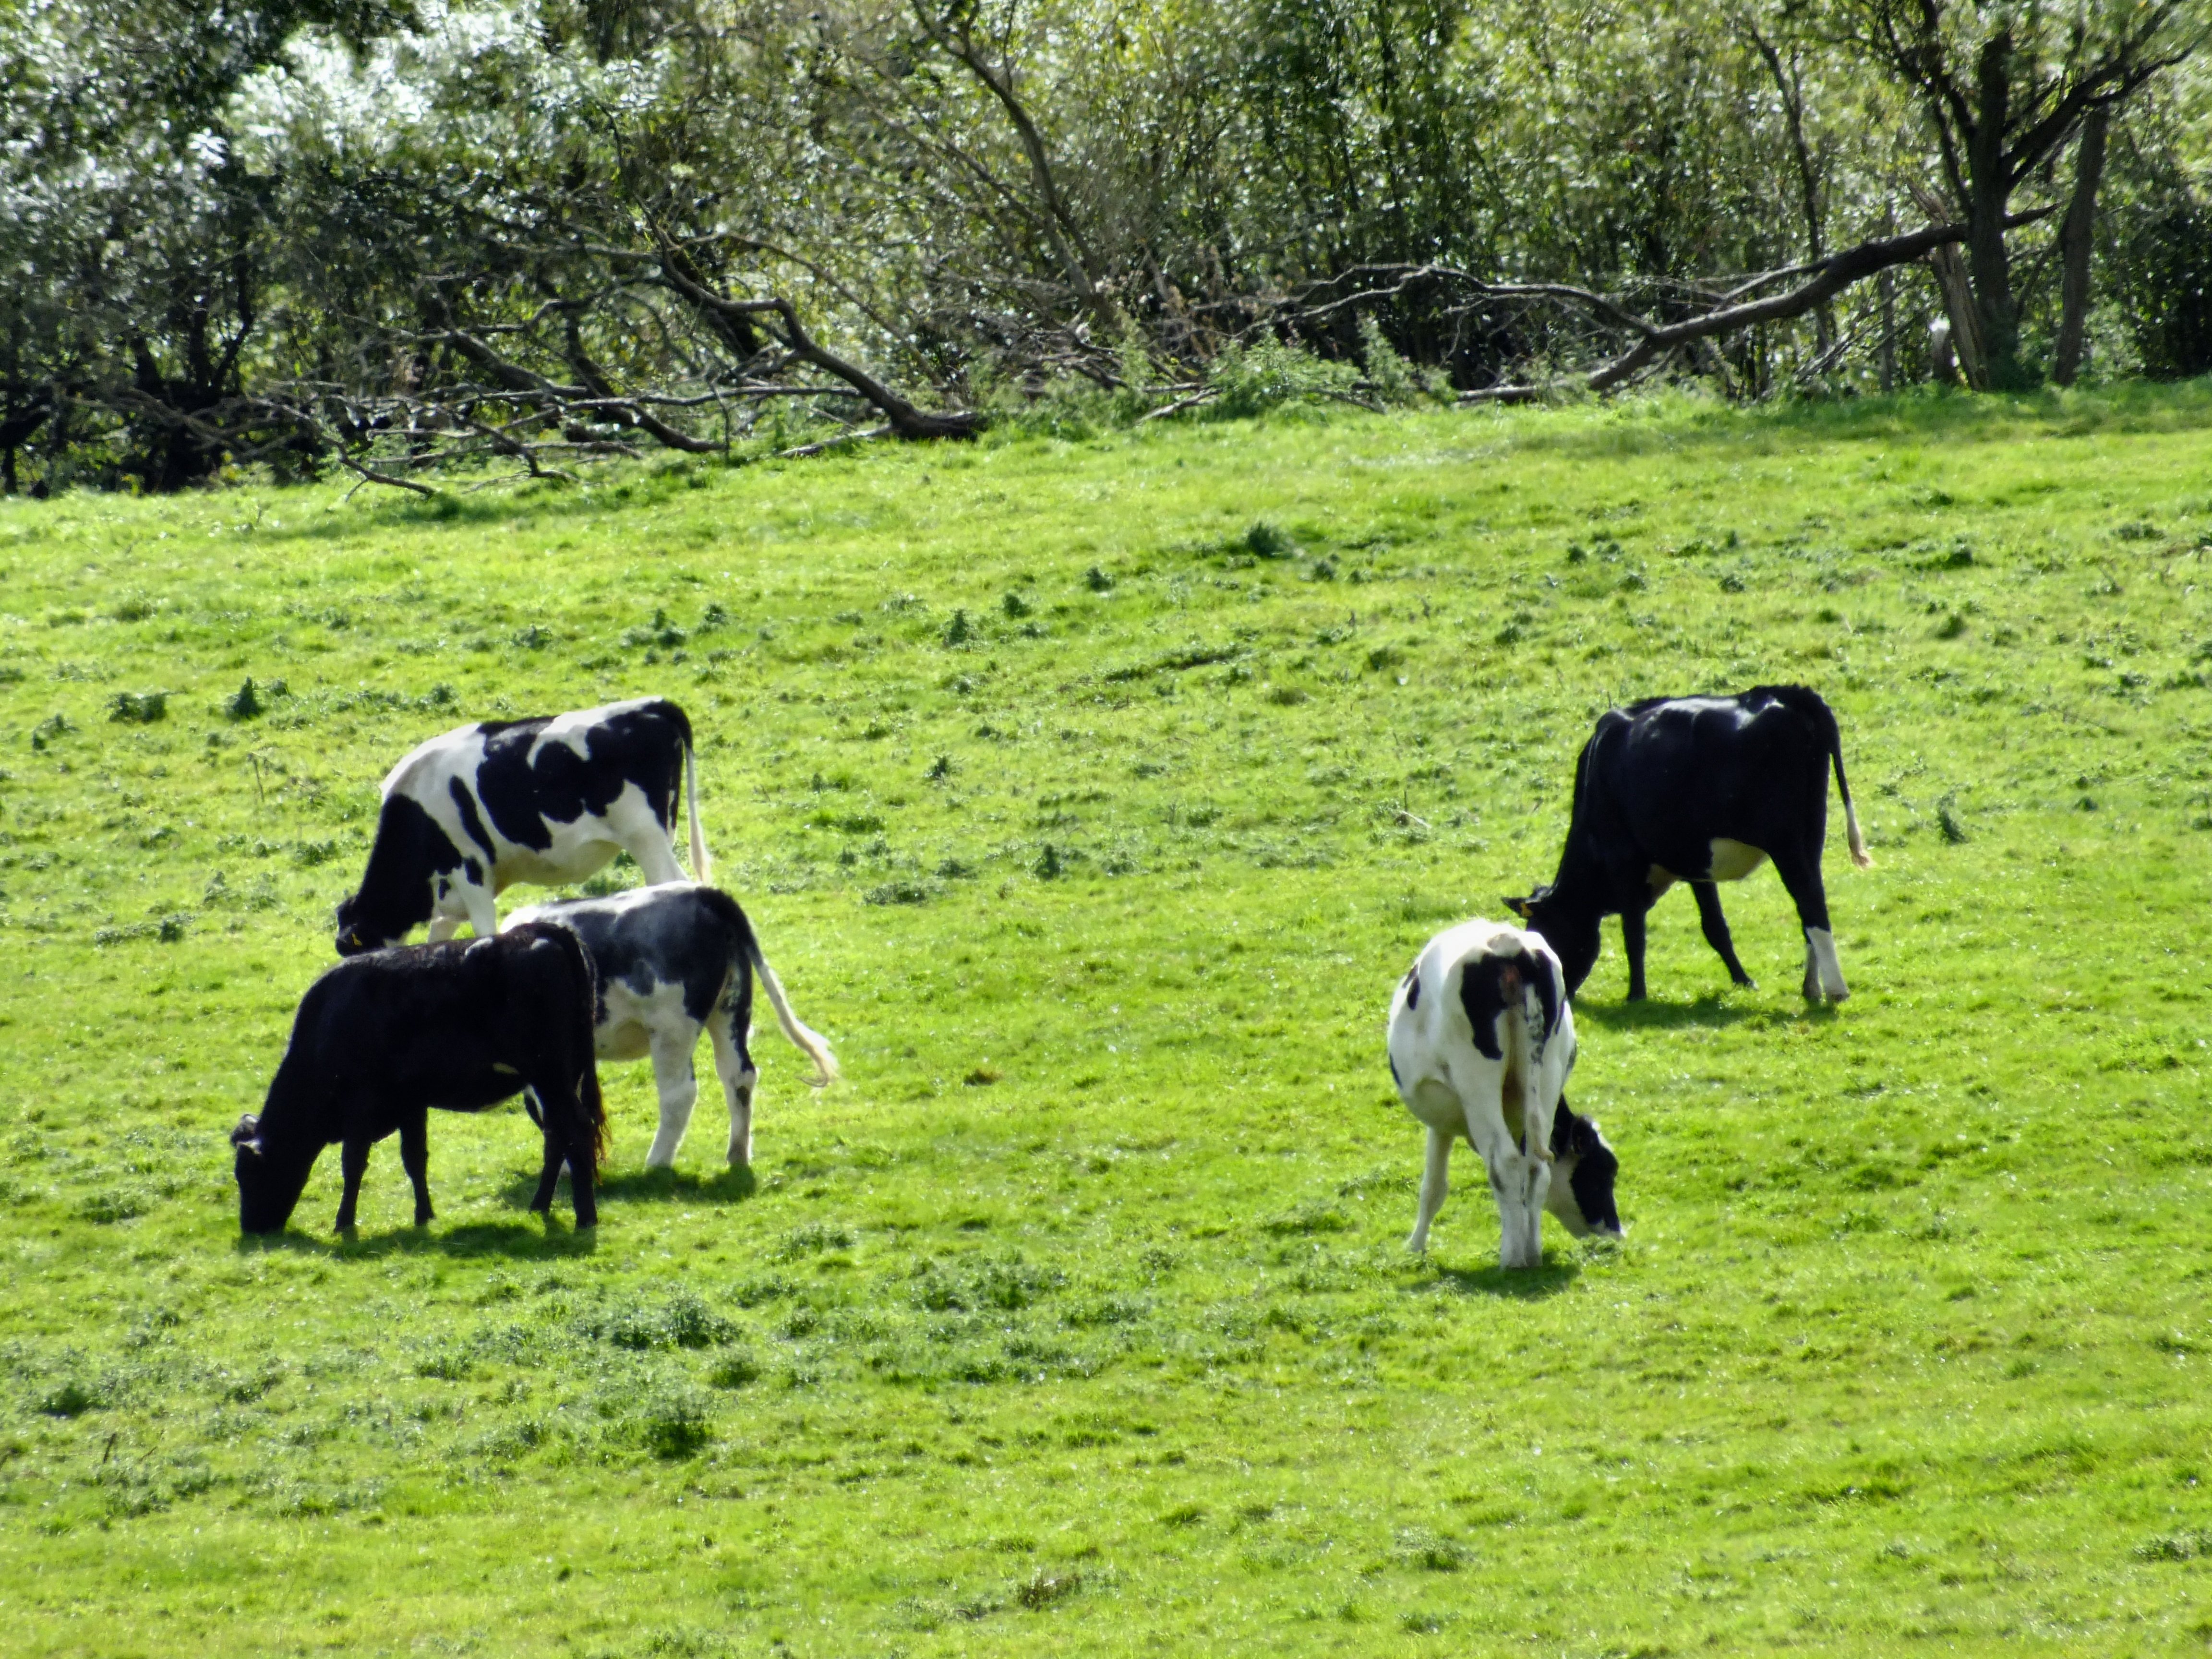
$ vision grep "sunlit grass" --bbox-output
[0,385,2208,1654]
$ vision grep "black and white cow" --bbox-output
[334,698,710,956]
[1387,919,1621,1269]
[507,883,837,1169]
[1506,684,1872,1003]
[231,923,607,1234]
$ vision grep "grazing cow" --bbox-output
[1387,919,1621,1269]
[334,698,710,956]
[507,883,837,1169]
[1505,684,1872,1003]
[231,923,606,1233]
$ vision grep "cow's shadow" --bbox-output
[499,1163,759,1210]
[237,1214,599,1261]
[1574,994,1815,1034]
[1419,1260,1581,1301]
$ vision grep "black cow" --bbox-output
[231,923,607,1233]
[507,883,837,1170]
[1506,685,1872,1003]
[335,698,709,956]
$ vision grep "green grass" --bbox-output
[1,385,2210,1655]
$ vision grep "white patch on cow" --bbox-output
[1387,918,1578,1271]
[1707,837,1767,881]
[1804,925,1849,1001]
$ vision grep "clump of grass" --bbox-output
[1002,592,1032,619]
[225,678,263,720]
[1244,521,1292,559]
[1084,565,1115,591]
[107,690,167,723]
[943,609,974,646]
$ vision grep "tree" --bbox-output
[1828,0,2206,387]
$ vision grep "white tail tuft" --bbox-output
[749,941,837,1086]
[1846,800,1872,869]
[685,741,712,884]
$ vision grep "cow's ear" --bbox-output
[1502,894,1531,919]
[229,1115,261,1152]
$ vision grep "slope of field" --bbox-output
[0,386,2209,1656]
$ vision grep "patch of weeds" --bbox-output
[225,678,263,720]
[926,754,954,781]
[866,880,931,906]
[707,1353,762,1389]
[107,691,167,723]
[943,609,975,646]
[512,624,554,649]
[1936,794,1969,844]
[1244,521,1292,559]
[637,1386,716,1459]
[38,1379,100,1418]
[1034,843,1064,879]
[1084,565,1115,592]
[778,1223,855,1261]
[1160,1503,1206,1528]
[1002,592,1033,619]
[28,712,73,749]
[1015,1568,1083,1609]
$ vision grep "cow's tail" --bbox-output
[545,924,609,1174]
[1502,972,1543,1162]
[684,735,712,885]
[1811,692,1872,869]
[746,935,838,1087]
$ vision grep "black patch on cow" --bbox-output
[1551,1096,1622,1234]
[1455,947,1560,1060]
[1402,965,1420,1009]
[448,776,497,860]
[472,702,688,854]
[464,858,483,886]
[1388,1055,1402,1090]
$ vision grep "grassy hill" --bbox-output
[0,385,2209,1655]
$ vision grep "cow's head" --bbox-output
[1503,885,1599,996]
[1543,1101,1622,1238]
[231,1113,316,1235]
[333,794,452,956]
[331,894,400,957]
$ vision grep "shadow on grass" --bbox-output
[592,1165,760,1206]
[486,1162,758,1212]
[1422,1260,1581,1300]
[237,1214,598,1261]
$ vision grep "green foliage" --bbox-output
[0,393,2207,1650]
[1204,340,1361,419]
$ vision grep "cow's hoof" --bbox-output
[1826,987,1851,1004]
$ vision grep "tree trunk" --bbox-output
[1965,31,2028,387]
[2052,106,2110,387]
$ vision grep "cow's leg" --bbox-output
[528,1131,564,1215]
[629,830,687,887]
[707,1014,759,1169]
[335,1138,371,1232]
[1618,905,1650,1002]
[643,1030,700,1169]
[1690,882,1756,987]
[1406,1124,1453,1253]
[1770,846,1848,1002]
[526,1071,597,1228]
[399,1109,433,1226]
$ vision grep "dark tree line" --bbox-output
[1,0,2207,493]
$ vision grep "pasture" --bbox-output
[0,386,2209,1655]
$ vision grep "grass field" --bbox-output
[1,385,2210,1656]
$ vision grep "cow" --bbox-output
[506,883,838,1170]
[1387,919,1621,1270]
[231,923,607,1234]
[1505,684,1872,1004]
[334,698,710,956]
